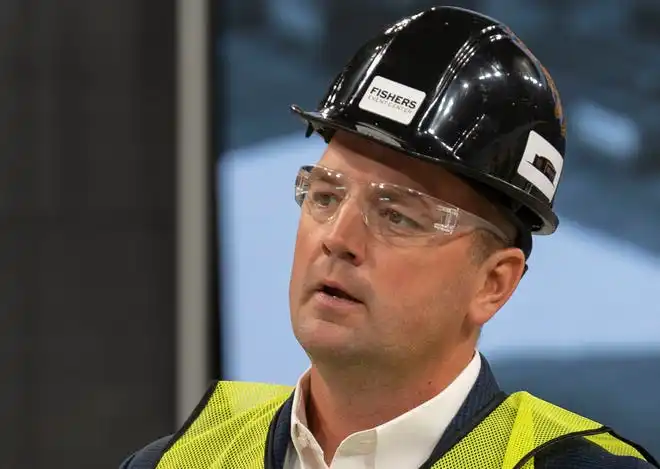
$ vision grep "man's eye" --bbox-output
[310,191,339,207]
[379,208,421,229]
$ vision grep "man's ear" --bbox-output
[467,247,526,327]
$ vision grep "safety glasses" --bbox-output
[294,165,509,246]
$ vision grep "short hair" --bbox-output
[470,229,510,264]
[468,196,518,265]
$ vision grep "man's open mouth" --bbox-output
[318,284,361,303]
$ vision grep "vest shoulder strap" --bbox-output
[156,381,293,469]
[432,391,654,469]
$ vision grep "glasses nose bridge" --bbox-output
[327,179,372,228]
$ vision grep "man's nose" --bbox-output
[320,199,368,265]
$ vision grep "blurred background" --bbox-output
[2,0,659,467]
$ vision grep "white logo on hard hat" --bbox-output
[517,130,564,201]
[358,76,426,125]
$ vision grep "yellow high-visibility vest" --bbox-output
[155,381,653,469]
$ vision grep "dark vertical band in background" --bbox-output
[0,0,177,467]
[209,0,223,381]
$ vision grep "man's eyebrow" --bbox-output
[310,167,346,184]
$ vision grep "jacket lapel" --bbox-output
[265,390,294,469]
[443,354,504,439]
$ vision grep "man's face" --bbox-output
[289,131,501,369]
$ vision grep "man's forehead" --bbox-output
[317,131,479,207]
[320,131,401,161]
[319,132,429,181]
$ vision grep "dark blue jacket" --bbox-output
[120,356,658,468]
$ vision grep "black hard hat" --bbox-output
[290,6,566,258]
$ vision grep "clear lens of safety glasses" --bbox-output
[294,165,509,246]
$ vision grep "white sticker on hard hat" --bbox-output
[517,130,564,201]
[358,76,426,125]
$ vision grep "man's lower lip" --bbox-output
[312,291,363,309]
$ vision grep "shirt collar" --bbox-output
[288,351,481,468]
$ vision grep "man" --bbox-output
[121,6,658,469]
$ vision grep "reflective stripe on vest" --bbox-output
[155,381,650,469]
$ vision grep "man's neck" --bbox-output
[305,347,476,464]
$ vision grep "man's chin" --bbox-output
[295,323,366,362]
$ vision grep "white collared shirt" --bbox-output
[284,352,481,469]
